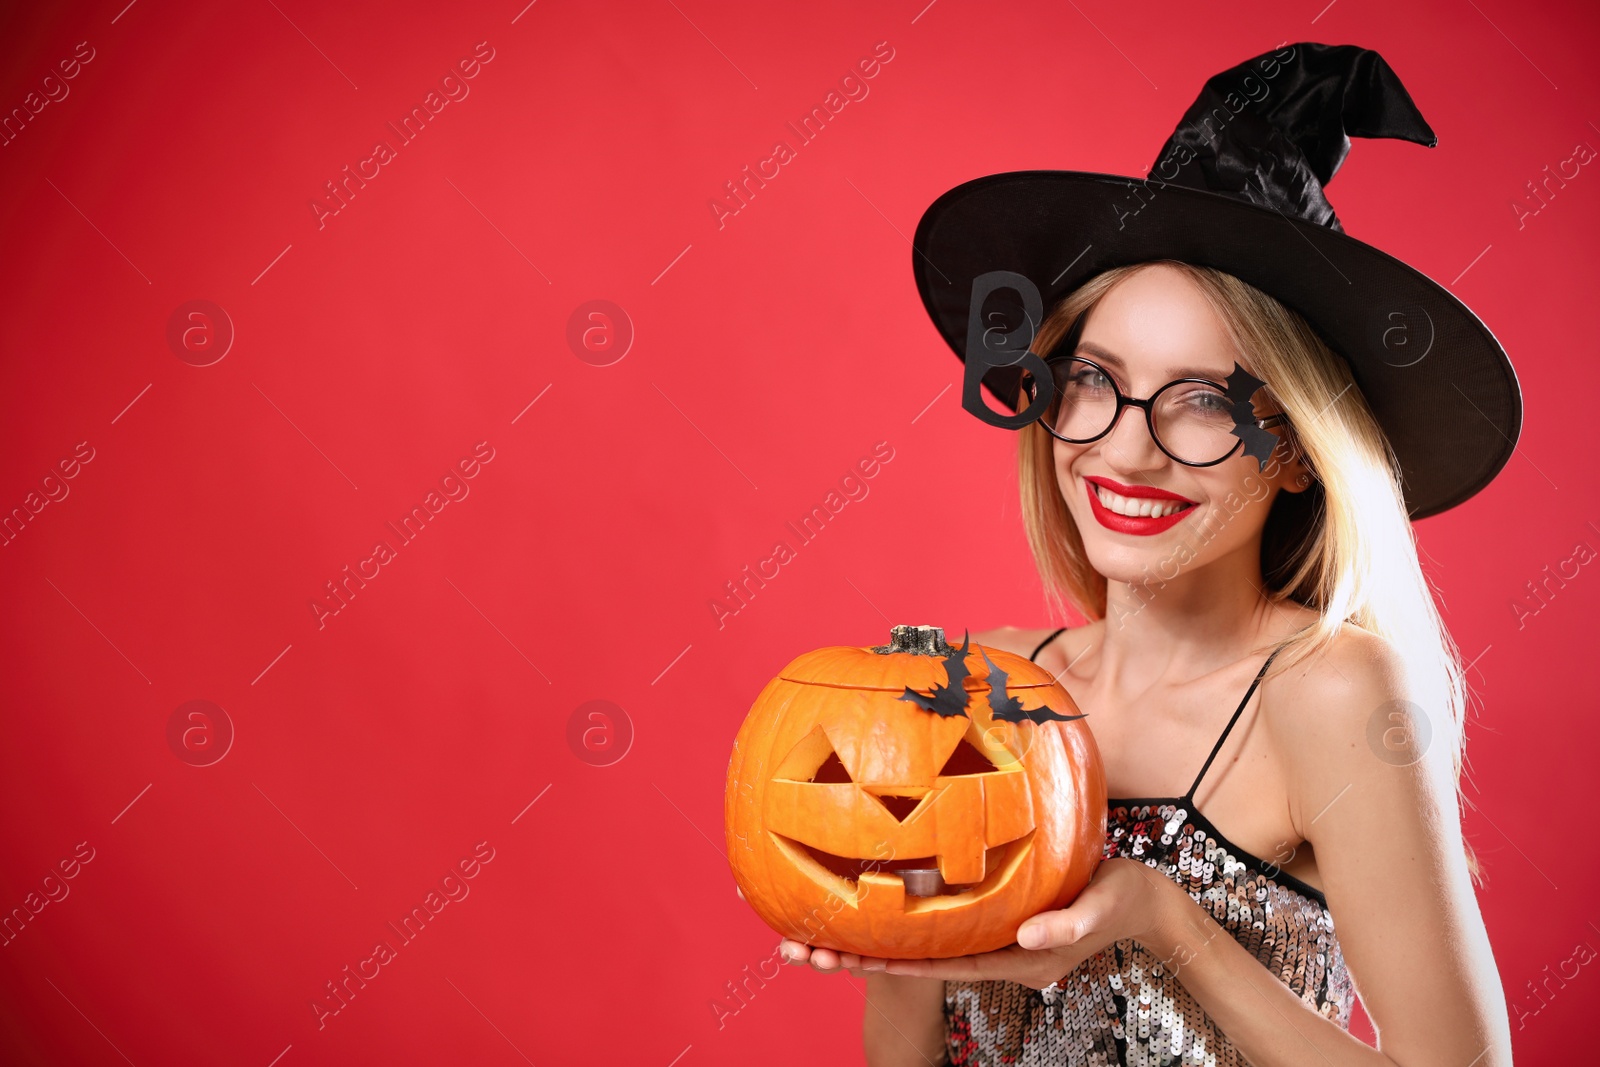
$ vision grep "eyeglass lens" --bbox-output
[1043,358,1243,465]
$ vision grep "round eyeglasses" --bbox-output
[1024,355,1290,468]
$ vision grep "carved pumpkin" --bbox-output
[724,624,1106,959]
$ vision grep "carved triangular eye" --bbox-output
[775,724,854,783]
[939,736,999,776]
[811,751,852,783]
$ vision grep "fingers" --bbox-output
[777,939,888,975]
[882,958,941,978]
[778,941,847,973]
[882,947,1022,981]
[822,950,881,973]
[1018,896,1104,950]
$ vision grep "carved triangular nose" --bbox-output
[871,792,924,823]
[860,784,934,824]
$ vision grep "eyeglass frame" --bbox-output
[1031,352,1291,468]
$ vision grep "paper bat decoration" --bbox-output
[981,650,1087,724]
[898,630,975,718]
[898,631,1087,724]
[1224,362,1280,471]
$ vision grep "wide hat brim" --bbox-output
[911,169,1522,519]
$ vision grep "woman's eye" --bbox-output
[1176,388,1231,415]
[1066,370,1112,390]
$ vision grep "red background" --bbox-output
[1,0,1596,1063]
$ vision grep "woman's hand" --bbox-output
[779,858,1183,989]
[778,939,877,976]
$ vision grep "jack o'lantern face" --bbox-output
[763,700,1038,911]
[726,625,1106,959]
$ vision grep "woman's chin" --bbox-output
[1080,544,1163,585]
[1079,525,1210,586]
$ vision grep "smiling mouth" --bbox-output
[1088,481,1195,518]
[1082,478,1197,535]
[768,831,1035,911]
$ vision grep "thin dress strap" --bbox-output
[1028,626,1070,663]
[1185,642,1292,799]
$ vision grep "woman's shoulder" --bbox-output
[966,625,1053,661]
[1262,619,1428,770]
[1269,621,1412,707]
[1261,620,1462,858]
[970,621,1103,667]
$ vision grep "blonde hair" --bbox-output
[1016,260,1473,865]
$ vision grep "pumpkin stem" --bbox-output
[870,624,958,656]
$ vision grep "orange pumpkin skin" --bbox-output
[724,626,1106,959]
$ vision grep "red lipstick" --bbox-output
[1083,476,1197,536]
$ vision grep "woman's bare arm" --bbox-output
[1133,629,1512,1065]
[862,973,947,1066]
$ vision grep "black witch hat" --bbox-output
[911,42,1521,519]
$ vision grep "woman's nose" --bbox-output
[1097,405,1166,473]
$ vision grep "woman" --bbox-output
[778,42,1518,1067]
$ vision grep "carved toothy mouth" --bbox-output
[768,829,1035,912]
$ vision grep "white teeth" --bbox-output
[1093,484,1190,519]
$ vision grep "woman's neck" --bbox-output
[1095,537,1293,685]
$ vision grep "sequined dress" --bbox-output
[944,629,1355,1066]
